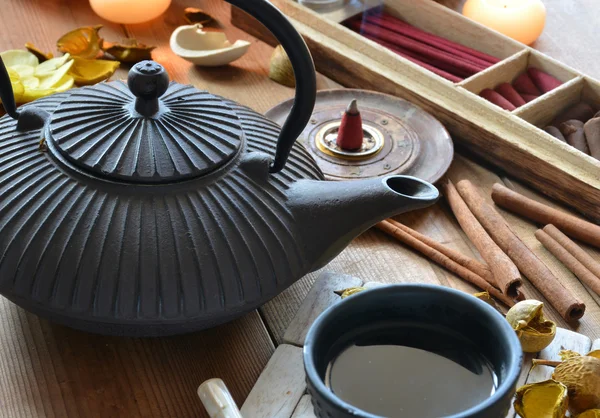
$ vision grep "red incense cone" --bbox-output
[495,83,526,107]
[336,99,364,150]
[480,89,517,111]
[513,73,541,96]
[528,68,563,93]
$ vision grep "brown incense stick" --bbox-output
[376,220,514,306]
[536,228,600,296]
[491,183,600,249]
[444,179,522,298]
[456,180,585,321]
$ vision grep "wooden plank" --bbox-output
[291,395,317,418]
[240,345,306,418]
[283,272,363,346]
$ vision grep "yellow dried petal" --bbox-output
[0,50,39,67]
[336,287,367,299]
[4,69,24,104]
[35,54,72,76]
[53,75,74,93]
[68,57,119,85]
[25,43,54,62]
[102,39,155,63]
[38,60,74,89]
[21,77,40,89]
[514,380,569,418]
[57,25,103,59]
[10,64,35,78]
[506,300,556,353]
[576,411,600,418]
[20,87,56,103]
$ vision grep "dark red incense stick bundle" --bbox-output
[364,14,494,68]
[375,14,500,65]
[348,19,485,76]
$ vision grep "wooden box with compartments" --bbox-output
[232,0,600,222]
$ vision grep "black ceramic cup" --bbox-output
[304,284,523,418]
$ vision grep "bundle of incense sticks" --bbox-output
[345,13,500,82]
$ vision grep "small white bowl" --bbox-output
[170,24,251,67]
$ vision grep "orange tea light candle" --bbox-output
[90,0,171,24]
[462,0,546,45]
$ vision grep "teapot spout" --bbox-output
[287,176,439,271]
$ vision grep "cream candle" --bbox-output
[462,0,546,45]
[90,0,171,24]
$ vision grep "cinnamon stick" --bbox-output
[480,89,517,111]
[495,83,526,108]
[560,120,589,154]
[491,183,600,249]
[583,117,600,160]
[535,228,600,296]
[551,102,595,127]
[457,180,585,321]
[443,180,522,298]
[543,224,600,284]
[528,68,563,94]
[386,218,494,283]
[543,126,567,143]
[513,73,541,96]
[375,220,515,306]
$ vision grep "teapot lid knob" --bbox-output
[127,60,170,116]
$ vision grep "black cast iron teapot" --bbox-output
[0,0,439,336]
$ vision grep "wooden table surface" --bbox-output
[0,0,599,417]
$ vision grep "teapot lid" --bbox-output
[48,61,243,184]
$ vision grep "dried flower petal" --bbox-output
[25,43,53,62]
[57,25,103,59]
[102,39,155,63]
[184,7,216,25]
[506,300,556,353]
[0,50,38,67]
[514,380,569,418]
[335,287,367,299]
[68,57,119,85]
[576,410,600,418]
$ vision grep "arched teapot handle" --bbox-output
[227,0,317,173]
[0,57,19,120]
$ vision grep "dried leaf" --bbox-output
[68,56,119,86]
[514,380,569,418]
[506,300,556,353]
[576,410,600,418]
[334,287,367,299]
[57,25,103,59]
[184,7,216,25]
[25,43,53,62]
[102,39,155,63]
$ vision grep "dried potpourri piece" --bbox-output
[514,380,569,418]
[68,56,119,86]
[57,25,103,59]
[25,42,53,62]
[184,7,217,25]
[506,300,556,353]
[533,350,600,415]
[334,287,367,299]
[102,39,155,63]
